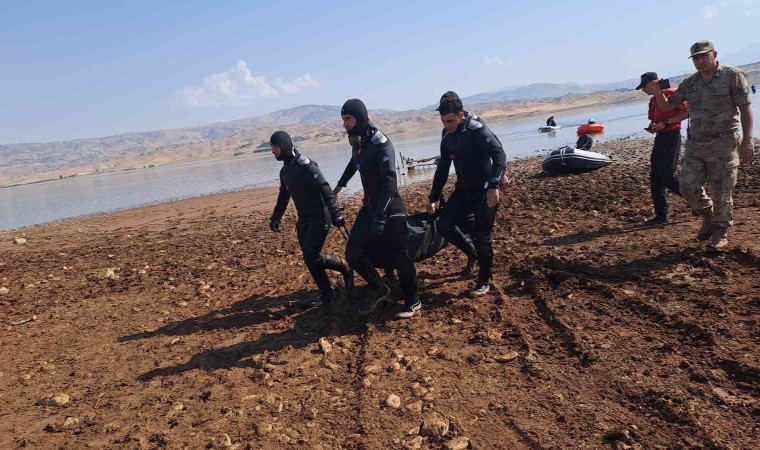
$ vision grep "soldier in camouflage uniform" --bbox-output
[651,41,754,249]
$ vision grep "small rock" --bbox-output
[604,428,633,444]
[712,386,741,406]
[386,394,402,409]
[404,436,423,450]
[216,433,233,448]
[36,393,70,407]
[0,287,8,295]
[426,346,440,356]
[63,417,80,428]
[172,402,185,411]
[13,237,27,245]
[390,362,402,372]
[256,421,273,436]
[322,360,340,371]
[420,412,450,441]
[285,428,300,439]
[444,436,471,450]
[405,400,423,413]
[318,337,332,354]
[493,351,519,363]
[362,377,372,388]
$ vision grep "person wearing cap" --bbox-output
[636,72,689,225]
[650,40,754,249]
[268,131,354,308]
[334,99,421,319]
[428,91,507,297]
[546,116,557,127]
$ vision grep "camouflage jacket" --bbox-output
[668,64,751,141]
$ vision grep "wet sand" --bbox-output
[0,138,758,449]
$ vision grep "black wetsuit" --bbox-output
[429,112,507,283]
[337,130,417,300]
[271,149,346,293]
[546,118,557,127]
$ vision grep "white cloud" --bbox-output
[483,56,507,67]
[721,0,760,15]
[704,4,717,19]
[177,60,322,108]
[276,73,322,94]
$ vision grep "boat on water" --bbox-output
[577,123,604,134]
[538,125,561,133]
[541,146,612,173]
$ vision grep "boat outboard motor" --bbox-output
[576,134,594,150]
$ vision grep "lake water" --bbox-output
[1,100,756,231]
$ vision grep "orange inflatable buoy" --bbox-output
[577,123,604,134]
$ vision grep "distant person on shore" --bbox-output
[428,91,507,297]
[546,116,557,127]
[576,134,594,150]
[268,131,353,308]
[333,99,421,318]
[636,71,689,225]
[752,85,756,94]
[650,40,754,249]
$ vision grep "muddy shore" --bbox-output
[0,138,758,449]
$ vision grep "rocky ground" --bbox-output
[0,139,758,449]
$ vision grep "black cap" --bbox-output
[436,91,463,115]
[635,72,658,90]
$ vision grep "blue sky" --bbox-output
[1,0,759,144]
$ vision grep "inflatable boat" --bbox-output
[577,123,604,134]
[538,125,561,133]
[541,146,613,173]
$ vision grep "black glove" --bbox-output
[369,219,385,239]
[269,218,281,232]
[332,214,346,228]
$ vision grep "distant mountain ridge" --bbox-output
[460,79,639,105]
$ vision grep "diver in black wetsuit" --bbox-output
[268,131,353,308]
[546,116,557,127]
[333,99,421,319]
[427,91,507,297]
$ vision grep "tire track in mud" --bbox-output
[320,296,371,449]
[507,253,756,448]
[620,386,730,449]
[511,268,598,367]
[573,283,756,448]
[490,283,535,357]
[474,283,547,449]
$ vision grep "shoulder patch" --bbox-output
[371,130,388,145]
[296,154,311,165]
[466,119,484,131]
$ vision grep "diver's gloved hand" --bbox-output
[269,218,281,232]
[332,214,346,228]
[369,219,385,239]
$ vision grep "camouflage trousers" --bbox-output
[680,131,740,228]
